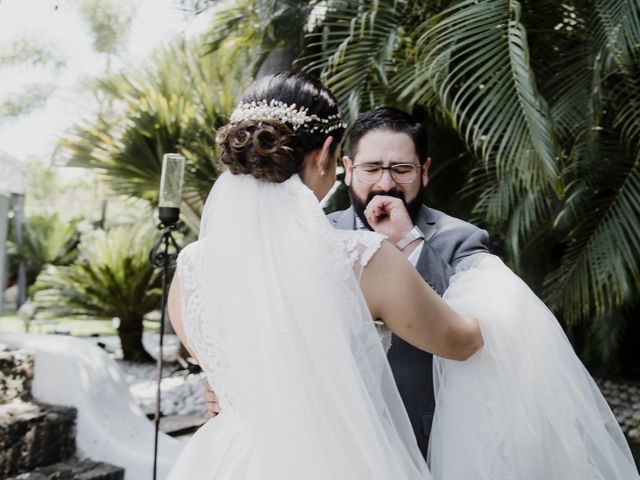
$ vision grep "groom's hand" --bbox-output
[364,195,413,245]
[203,378,221,418]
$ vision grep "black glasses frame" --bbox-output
[352,162,421,184]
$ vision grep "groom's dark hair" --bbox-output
[348,107,429,164]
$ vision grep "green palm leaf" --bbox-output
[7,214,80,279]
[303,0,410,121]
[33,224,161,361]
[399,0,559,189]
[33,224,160,319]
[60,41,247,231]
[546,138,640,323]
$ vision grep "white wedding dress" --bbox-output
[167,171,638,479]
[167,172,430,479]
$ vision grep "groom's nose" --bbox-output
[375,169,396,191]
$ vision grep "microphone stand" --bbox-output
[149,207,181,480]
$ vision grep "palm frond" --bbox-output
[303,0,409,120]
[399,0,559,191]
[60,41,248,232]
[593,0,640,73]
[545,142,640,323]
[33,224,160,319]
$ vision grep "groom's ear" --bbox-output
[343,156,353,186]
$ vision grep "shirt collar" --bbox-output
[354,215,368,231]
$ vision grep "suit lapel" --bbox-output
[415,206,438,243]
[414,207,452,296]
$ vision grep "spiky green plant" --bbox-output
[6,213,80,281]
[33,225,161,362]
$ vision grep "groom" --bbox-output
[328,107,489,457]
[205,107,489,458]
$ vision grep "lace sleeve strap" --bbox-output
[174,241,200,334]
[336,230,386,280]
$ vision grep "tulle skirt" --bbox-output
[432,253,639,480]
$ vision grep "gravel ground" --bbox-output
[116,359,640,441]
[595,378,640,441]
[84,334,207,418]
[103,337,640,443]
[117,360,207,417]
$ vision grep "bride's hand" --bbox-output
[203,378,221,418]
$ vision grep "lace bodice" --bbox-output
[176,241,236,411]
[176,229,390,411]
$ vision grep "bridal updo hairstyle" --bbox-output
[216,72,345,183]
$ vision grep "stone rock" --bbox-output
[10,457,124,480]
[608,397,621,406]
[0,402,76,477]
[0,350,33,404]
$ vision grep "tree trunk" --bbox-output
[118,314,154,362]
[257,45,300,78]
[254,0,300,78]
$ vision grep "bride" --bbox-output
[165,71,481,479]
[166,71,638,479]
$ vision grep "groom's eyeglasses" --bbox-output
[352,162,421,184]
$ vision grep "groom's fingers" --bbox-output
[203,378,221,417]
[366,196,402,225]
[366,197,390,222]
[205,390,220,407]
[206,400,220,417]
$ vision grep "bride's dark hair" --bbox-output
[216,72,345,183]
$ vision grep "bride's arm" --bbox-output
[167,275,199,362]
[360,240,483,361]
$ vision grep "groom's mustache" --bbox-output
[366,190,406,205]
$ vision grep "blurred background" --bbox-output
[0,0,639,473]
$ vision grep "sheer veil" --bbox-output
[177,171,430,479]
[430,254,640,480]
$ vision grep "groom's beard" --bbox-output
[349,184,424,231]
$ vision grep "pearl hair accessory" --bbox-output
[229,99,347,134]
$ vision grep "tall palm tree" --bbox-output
[0,37,66,122]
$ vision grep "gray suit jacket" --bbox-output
[327,205,489,458]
